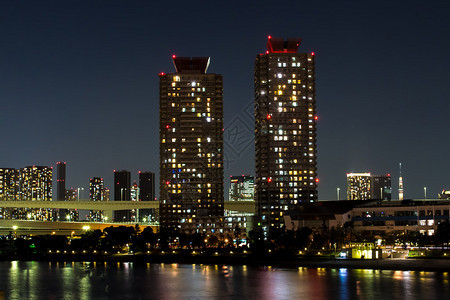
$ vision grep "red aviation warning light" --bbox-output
[166,125,170,129]
[166,181,170,185]
[172,54,176,58]
[311,52,315,56]
[268,178,272,183]
[268,35,272,39]
[159,72,165,75]
[314,116,318,121]
[315,178,319,183]
[266,114,272,120]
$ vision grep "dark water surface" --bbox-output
[0,261,448,299]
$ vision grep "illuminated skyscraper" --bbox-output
[19,165,54,220]
[347,173,392,200]
[89,177,104,221]
[0,168,19,200]
[159,56,224,229]
[228,175,254,201]
[19,166,53,201]
[347,173,372,200]
[0,168,19,219]
[254,37,317,235]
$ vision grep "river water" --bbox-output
[0,261,448,299]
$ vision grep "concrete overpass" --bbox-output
[0,200,255,213]
[0,200,255,235]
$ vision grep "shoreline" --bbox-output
[1,254,449,272]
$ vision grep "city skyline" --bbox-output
[1,1,450,200]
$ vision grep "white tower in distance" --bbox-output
[398,163,404,200]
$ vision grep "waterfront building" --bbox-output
[159,56,224,229]
[352,199,450,236]
[113,170,131,222]
[89,177,104,222]
[285,199,450,237]
[228,175,254,201]
[139,171,156,222]
[254,37,318,236]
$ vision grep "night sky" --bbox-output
[1,0,450,200]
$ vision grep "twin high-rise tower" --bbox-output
[159,56,224,229]
[159,37,317,234]
[254,37,318,234]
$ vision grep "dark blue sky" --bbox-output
[1,0,449,200]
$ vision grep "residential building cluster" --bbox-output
[1,36,448,245]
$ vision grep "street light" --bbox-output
[77,188,84,200]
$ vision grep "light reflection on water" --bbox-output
[0,261,449,299]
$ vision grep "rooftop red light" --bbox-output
[315,178,319,183]
[314,116,318,120]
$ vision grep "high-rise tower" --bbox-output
[0,168,19,219]
[56,161,67,220]
[159,56,224,229]
[254,37,318,236]
[139,171,156,222]
[56,162,66,201]
[89,177,104,221]
[113,170,131,222]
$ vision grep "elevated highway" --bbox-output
[0,200,255,213]
[0,200,255,234]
